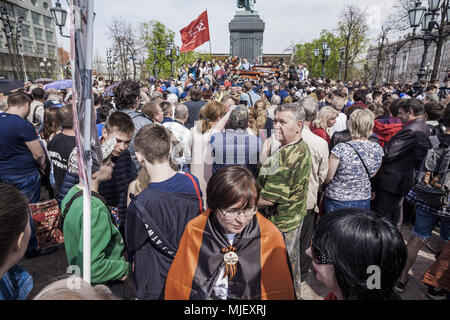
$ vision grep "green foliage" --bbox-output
[141,20,213,79]
[292,30,344,80]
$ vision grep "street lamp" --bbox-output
[153,47,158,78]
[407,0,449,82]
[313,41,331,79]
[339,47,346,81]
[165,41,180,79]
[50,0,70,38]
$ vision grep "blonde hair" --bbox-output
[249,100,268,135]
[349,109,375,140]
[312,106,339,130]
[33,277,119,300]
[198,101,226,134]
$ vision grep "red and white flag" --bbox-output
[180,10,210,53]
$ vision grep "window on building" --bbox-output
[21,24,31,38]
[48,45,56,56]
[36,43,45,54]
[23,40,33,53]
[4,3,14,17]
[32,12,41,25]
[34,28,43,40]
[44,16,52,29]
[15,7,28,21]
[46,31,54,43]
[31,0,38,7]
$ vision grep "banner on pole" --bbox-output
[180,10,210,53]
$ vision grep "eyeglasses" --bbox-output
[218,207,258,220]
[311,241,333,265]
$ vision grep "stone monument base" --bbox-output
[229,12,265,63]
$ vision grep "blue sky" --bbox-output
[56,0,398,58]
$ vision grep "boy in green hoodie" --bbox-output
[61,138,130,298]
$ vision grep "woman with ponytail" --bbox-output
[249,100,273,141]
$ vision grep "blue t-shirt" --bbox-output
[0,113,39,175]
[148,173,203,198]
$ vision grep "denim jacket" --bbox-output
[0,265,33,300]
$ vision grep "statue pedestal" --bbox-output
[229,12,265,63]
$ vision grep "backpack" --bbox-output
[414,135,450,208]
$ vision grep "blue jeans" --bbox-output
[324,197,371,214]
[413,207,450,241]
[0,170,41,253]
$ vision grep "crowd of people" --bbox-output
[0,55,449,301]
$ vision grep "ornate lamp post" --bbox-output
[40,58,52,78]
[339,47,346,81]
[165,41,180,79]
[50,0,70,38]
[313,41,331,79]
[407,0,448,82]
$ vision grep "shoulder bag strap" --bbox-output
[345,143,371,179]
[61,191,84,223]
[184,173,203,213]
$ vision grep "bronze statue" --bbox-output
[237,0,256,12]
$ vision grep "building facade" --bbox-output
[366,36,450,84]
[0,0,59,81]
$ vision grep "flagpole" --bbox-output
[83,0,95,285]
[207,9,212,62]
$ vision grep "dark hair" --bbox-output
[113,81,141,110]
[98,104,114,123]
[57,104,74,130]
[0,183,29,268]
[135,124,171,164]
[313,209,406,300]
[160,101,172,117]
[189,87,203,101]
[203,89,213,100]
[104,111,135,135]
[7,93,31,108]
[353,89,368,103]
[389,99,402,117]
[93,93,100,106]
[207,166,260,211]
[372,90,383,102]
[42,107,60,142]
[443,103,450,128]
[31,88,46,100]
[398,99,425,117]
[424,101,445,121]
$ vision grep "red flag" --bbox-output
[180,10,210,53]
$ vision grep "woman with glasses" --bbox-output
[165,166,295,300]
[306,209,407,300]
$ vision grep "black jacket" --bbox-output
[373,117,431,196]
[329,129,379,152]
[185,100,207,130]
[126,188,202,300]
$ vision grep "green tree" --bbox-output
[140,20,176,79]
[292,30,344,80]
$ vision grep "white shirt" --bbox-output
[332,113,348,133]
[163,120,190,166]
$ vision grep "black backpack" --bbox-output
[414,135,450,208]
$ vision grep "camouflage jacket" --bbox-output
[258,139,311,233]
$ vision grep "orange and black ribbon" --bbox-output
[221,246,238,281]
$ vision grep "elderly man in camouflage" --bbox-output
[257,103,312,299]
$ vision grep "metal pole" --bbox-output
[82,0,95,285]
[418,36,432,81]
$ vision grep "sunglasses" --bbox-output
[311,241,333,265]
